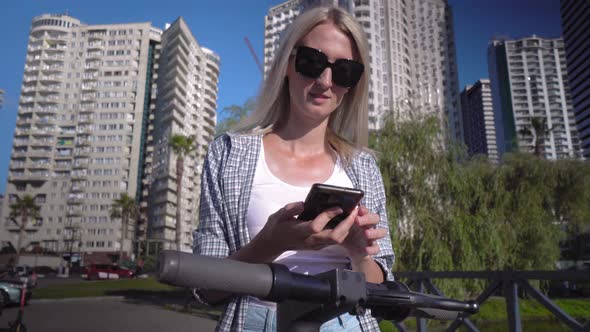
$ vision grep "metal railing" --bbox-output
[391,270,589,332]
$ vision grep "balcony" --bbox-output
[16,118,33,126]
[41,64,65,73]
[78,117,93,125]
[79,107,95,114]
[29,162,51,169]
[73,160,89,168]
[4,219,43,232]
[74,149,91,157]
[54,151,73,159]
[36,106,58,114]
[87,42,104,50]
[9,161,26,170]
[30,139,54,147]
[75,138,92,147]
[39,75,62,83]
[53,162,72,170]
[44,45,67,54]
[20,96,36,104]
[28,171,51,182]
[66,208,83,217]
[71,172,88,180]
[41,54,65,62]
[70,183,85,192]
[67,196,85,205]
[35,117,56,125]
[14,128,31,136]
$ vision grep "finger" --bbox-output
[281,202,305,219]
[365,227,387,241]
[356,212,380,227]
[357,205,370,216]
[332,207,358,239]
[308,206,343,233]
[365,242,381,256]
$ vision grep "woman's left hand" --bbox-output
[341,205,387,263]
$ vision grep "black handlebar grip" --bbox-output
[157,250,274,298]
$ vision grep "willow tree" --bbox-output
[9,195,40,265]
[371,112,455,270]
[110,193,139,263]
[550,157,590,264]
[170,134,196,251]
[371,112,587,297]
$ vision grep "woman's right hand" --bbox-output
[253,202,358,259]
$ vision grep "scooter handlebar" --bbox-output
[157,250,274,299]
[156,250,478,322]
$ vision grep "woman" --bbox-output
[193,6,394,332]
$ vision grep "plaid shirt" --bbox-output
[193,132,395,332]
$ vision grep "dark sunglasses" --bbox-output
[294,46,364,88]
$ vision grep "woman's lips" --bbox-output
[309,92,330,100]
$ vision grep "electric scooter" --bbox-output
[157,250,479,332]
[6,278,28,332]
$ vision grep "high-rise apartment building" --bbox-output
[143,18,219,252]
[560,0,590,159]
[263,0,462,140]
[488,36,583,160]
[0,13,218,263]
[460,79,498,161]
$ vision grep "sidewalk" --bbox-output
[0,296,218,332]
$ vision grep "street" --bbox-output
[0,297,217,332]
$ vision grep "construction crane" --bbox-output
[244,36,264,75]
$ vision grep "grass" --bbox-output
[32,277,177,299]
[379,297,590,332]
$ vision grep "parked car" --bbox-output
[0,280,31,309]
[0,270,37,289]
[13,265,31,277]
[81,264,134,280]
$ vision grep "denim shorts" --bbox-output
[244,304,362,332]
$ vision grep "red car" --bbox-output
[81,264,134,280]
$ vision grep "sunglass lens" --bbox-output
[295,47,327,79]
[333,60,364,88]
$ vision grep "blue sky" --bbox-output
[0,0,562,194]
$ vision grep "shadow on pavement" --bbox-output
[104,289,221,321]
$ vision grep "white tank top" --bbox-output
[247,141,354,275]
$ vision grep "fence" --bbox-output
[391,270,590,332]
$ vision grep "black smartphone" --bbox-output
[297,183,364,229]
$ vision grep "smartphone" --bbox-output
[297,183,364,229]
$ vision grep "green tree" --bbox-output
[216,97,255,134]
[169,134,196,250]
[493,153,563,270]
[9,195,40,265]
[551,158,590,263]
[371,112,589,297]
[110,193,139,263]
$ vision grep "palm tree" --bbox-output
[9,195,41,265]
[518,116,556,158]
[110,193,139,263]
[169,134,196,251]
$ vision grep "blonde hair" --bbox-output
[234,6,370,164]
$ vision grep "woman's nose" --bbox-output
[316,67,333,89]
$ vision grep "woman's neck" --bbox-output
[272,120,331,157]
